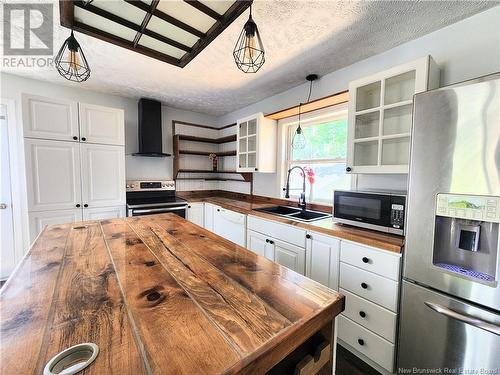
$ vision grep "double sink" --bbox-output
[253,205,331,222]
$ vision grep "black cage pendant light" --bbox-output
[55,30,91,82]
[292,74,318,149]
[233,5,265,73]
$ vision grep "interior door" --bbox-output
[22,94,79,142]
[0,105,16,279]
[80,143,125,209]
[274,238,306,275]
[398,280,500,371]
[25,138,82,211]
[78,103,124,145]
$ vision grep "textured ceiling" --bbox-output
[2,0,497,116]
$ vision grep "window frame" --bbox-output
[283,104,350,204]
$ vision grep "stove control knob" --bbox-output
[126,184,130,189]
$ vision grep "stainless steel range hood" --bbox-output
[132,98,171,157]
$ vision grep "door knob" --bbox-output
[0,203,7,209]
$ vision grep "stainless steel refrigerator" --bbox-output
[398,74,500,372]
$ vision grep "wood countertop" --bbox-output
[0,214,344,375]
[184,196,404,253]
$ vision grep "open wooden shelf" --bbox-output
[172,121,252,186]
[176,178,245,182]
[177,134,236,144]
[179,150,237,156]
[177,169,238,174]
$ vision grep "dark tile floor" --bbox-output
[336,344,380,375]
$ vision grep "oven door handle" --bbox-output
[425,302,500,335]
[132,206,187,215]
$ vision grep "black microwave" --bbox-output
[333,190,406,236]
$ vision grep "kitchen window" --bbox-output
[284,107,350,204]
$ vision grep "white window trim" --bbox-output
[280,103,351,205]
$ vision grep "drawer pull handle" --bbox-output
[306,234,311,239]
[357,339,364,346]
[359,311,366,318]
[361,282,368,289]
[295,341,331,375]
[362,257,370,263]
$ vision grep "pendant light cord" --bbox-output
[306,79,313,103]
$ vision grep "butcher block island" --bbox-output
[0,213,344,375]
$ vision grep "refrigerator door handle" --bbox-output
[425,301,500,336]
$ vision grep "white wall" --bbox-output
[218,6,500,198]
[0,72,219,252]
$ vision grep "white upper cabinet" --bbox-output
[346,56,439,174]
[23,94,79,142]
[78,103,125,145]
[25,139,82,212]
[80,143,126,208]
[236,112,277,173]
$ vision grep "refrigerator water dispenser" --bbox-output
[432,194,500,284]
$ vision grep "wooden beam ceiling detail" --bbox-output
[59,0,252,68]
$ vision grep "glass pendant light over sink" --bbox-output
[233,5,265,73]
[291,74,318,150]
[292,103,306,149]
[55,30,91,82]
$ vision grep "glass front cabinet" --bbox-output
[346,56,440,174]
[236,112,277,173]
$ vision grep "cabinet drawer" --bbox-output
[247,215,306,248]
[339,263,399,311]
[340,288,397,342]
[340,241,400,280]
[338,315,395,372]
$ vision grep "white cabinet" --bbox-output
[236,112,277,173]
[24,139,82,212]
[247,229,305,274]
[22,94,79,142]
[247,215,306,248]
[80,143,125,208]
[78,103,125,145]
[274,238,306,275]
[204,203,215,231]
[338,315,395,373]
[23,95,126,241]
[338,241,402,374]
[213,207,246,247]
[187,202,204,227]
[29,209,82,243]
[306,231,340,290]
[83,206,125,221]
[346,56,439,174]
[23,94,125,146]
[247,229,275,260]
